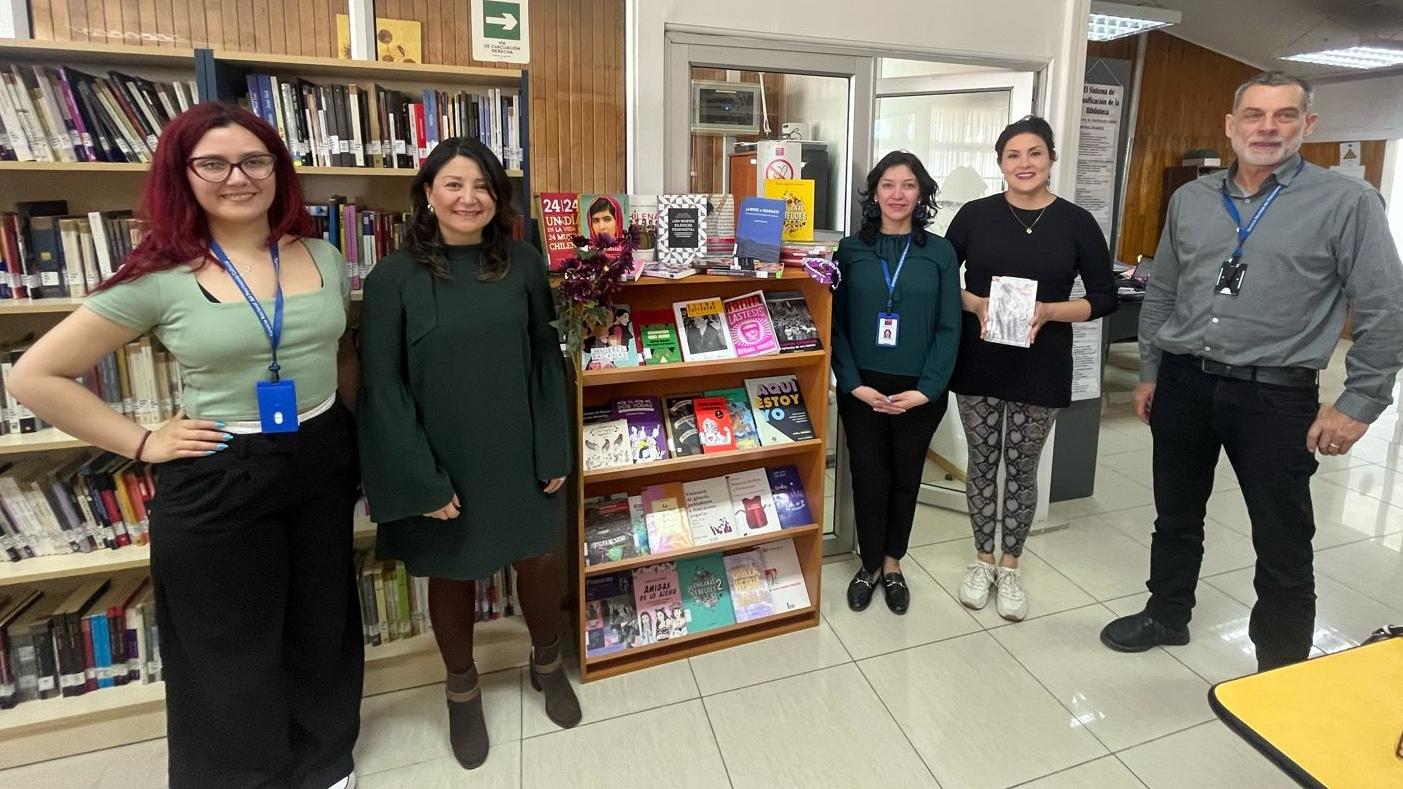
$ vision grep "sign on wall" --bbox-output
[472,0,531,64]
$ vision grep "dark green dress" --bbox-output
[357,240,573,580]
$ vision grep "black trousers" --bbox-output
[150,401,364,789]
[838,370,949,573]
[1145,354,1320,671]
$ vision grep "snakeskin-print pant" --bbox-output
[956,395,1058,557]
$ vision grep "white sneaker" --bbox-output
[995,566,1029,622]
[958,561,998,610]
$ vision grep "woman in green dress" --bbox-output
[357,138,581,771]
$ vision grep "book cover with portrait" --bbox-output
[632,562,686,645]
[722,290,781,357]
[673,297,736,362]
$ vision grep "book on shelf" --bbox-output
[722,290,781,357]
[581,419,632,471]
[723,549,774,622]
[744,375,815,445]
[0,64,195,164]
[0,589,42,707]
[0,206,148,301]
[778,234,840,269]
[303,199,411,290]
[763,179,816,242]
[662,394,702,458]
[763,291,821,353]
[536,192,580,273]
[640,483,692,555]
[724,468,781,536]
[735,196,786,269]
[579,194,629,247]
[628,194,659,264]
[986,275,1037,348]
[236,74,524,171]
[636,309,682,365]
[766,465,814,528]
[610,395,668,463]
[673,297,736,362]
[582,304,640,370]
[703,193,738,261]
[701,387,761,450]
[631,561,686,645]
[583,497,640,567]
[584,573,636,656]
[758,539,810,612]
[626,495,651,556]
[691,396,737,455]
[682,475,740,544]
[656,194,708,267]
[677,553,735,633]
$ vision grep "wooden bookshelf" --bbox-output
[0,39,195,67]
[297,166,524,178]
[0,162,150,174]
[210,51,523,87]
[0,426,103,455]
[572,272,832,682]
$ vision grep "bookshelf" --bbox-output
[0,39,537,768]
[572,270,832,682]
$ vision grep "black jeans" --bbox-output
[838,370,949,574]
[150,402,364,789]
[1145,354,1319,671]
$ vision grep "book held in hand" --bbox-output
[673,297,736,362]
[744,375,815,445]
[985,275,1038,348]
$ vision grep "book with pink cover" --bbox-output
[631,561,686,645]
[722,290,780,357]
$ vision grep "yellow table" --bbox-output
[1209,637,1403,788]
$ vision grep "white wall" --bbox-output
[629,0,1092,194]
[1310,73,1403,143]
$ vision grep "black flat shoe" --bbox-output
[882,572,910,615]
[1100,611,1189,652]
[847,568,879,611]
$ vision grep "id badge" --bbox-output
[256,379,299,433]
[877,313,900,347]
[1215,258,1247,296]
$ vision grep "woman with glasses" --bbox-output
[9,103,363,789]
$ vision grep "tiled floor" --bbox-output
[6,345,1401,788]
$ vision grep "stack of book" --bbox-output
[582,462,814,567]
[0,575,162,709]
[0,451,156,559]
[584,537,811,657]
[0,64,197,164]
[239,75,523,171]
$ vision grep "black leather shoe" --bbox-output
[847,568,879,611]
[882,572,910,615]
[1100,611,1190,652]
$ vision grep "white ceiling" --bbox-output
[1145,0,1403,79]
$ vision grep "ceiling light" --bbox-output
[1281,39,1403,70]
[1088,1,1181,42]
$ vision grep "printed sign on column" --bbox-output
[472,0,530,64]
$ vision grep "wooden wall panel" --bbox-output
[688,69,786,194]
[1117,31,1258,262]
[1299,140,1386,189]
[26,0,628,193]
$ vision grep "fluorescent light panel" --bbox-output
[1281,45,1403,70]
[1088,2,1181,42]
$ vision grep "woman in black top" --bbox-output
[945,116,1116,621]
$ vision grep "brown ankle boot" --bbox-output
[446,666,489,769]
[529,637,582,728]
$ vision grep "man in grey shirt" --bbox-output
[1100,72,1403,671]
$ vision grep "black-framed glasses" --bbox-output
[187,154,277,183]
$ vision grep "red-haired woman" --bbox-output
[9,103,362,789]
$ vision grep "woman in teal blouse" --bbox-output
[833,150,962,615]
[357,138,580,771]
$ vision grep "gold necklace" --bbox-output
[1007,200,1050,235]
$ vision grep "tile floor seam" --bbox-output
[518,696,698,741]
[1311,544,1403,613]
[1002,753,1134,788]
[820,612,859,662]
[688,659,738,789]
[851,659,946,788]
[1112,752,1154,789]
[696,656,856,699]
[1019,542,1118,604]
[1110,718,1224,760]
[984,609,1122,758]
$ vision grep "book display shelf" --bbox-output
[572,271,832,682]
[0,38,534,769]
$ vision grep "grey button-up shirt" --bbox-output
[1139,153,1403,423]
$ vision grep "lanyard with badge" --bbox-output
[877,236,912,348]
[209,240,299,433]
[1214,159,1305,296]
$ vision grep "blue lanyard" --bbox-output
[209,240,284,381]
[880,236,913,312]
[1219,159,1305,260]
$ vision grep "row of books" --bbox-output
[536,192,839,280]
[354,551,516,647]
[583,463,813,567]
[581,375,814,472]
[241,75,524,171]
[585,538,810,657]
[0,575,161,708]
[582,291,820,370]
[305,198,411,291]
[0,451,155,562]
[0,64,196,164]
[0,200,145,300]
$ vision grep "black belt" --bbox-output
[1191,356,1318,388]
